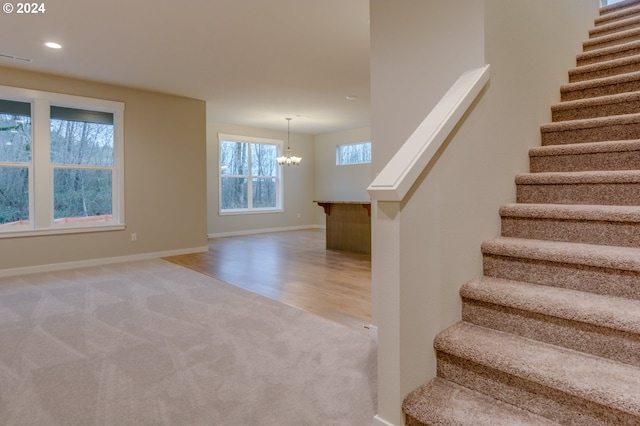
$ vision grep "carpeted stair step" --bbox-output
[589,14,640,39]
[481,237,640,300]
[515,170,640,205]
[541,113,640,145]
[560,70,640,101]
[461,276,640,367]
[577,39,640,66]
[435,322,640,425]
[596,2,640,27]
[499,203,640,247]
[568,54,640,83]
[529,139,640,172]
[600,0,640,17]
[552,91,640,121]
[403,377,560,426]
[583,27,640,52]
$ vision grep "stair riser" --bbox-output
[482,254,640,300]
[530,150,640,172]
[462,299,640,368]
[516,182,640,205]
[590,21,640,39]
[500,217,640,247]
[541,122,640,145]
[561,79,640,101]
[584,32,640,52]
[596,10,640,28]
[437,352,638,425]
[569,61,640,83]
[577,45,640,66]
[552,99,640,121]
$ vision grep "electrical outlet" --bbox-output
[131,233,137,241]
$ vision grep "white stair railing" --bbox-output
[367,64,490,202]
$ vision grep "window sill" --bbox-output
[0,224,126,239]
[218,208,283,216]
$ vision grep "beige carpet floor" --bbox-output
[0,259,377,425]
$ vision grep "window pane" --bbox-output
[338,141,371,165]
[220,141,248,175]
[53,169,112,221]
[221,177,248,209]
[0,166,29,226]
[50,107,114,166]
[0,100,31,163]
[252,177,277,208]
[251,143,277,176]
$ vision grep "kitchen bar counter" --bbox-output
[314,201,371,255]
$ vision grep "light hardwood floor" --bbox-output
[164,229,372,330]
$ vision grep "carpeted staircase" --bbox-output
[402,1,640,424]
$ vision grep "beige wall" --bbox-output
[313,126,371,224]
[0,66,207,273]
[207,121,317,237]
[370,1,599,425]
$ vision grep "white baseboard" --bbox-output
[373,415,399,426]
[208,224,324,239]
[0,246,209,278]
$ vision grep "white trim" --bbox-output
[367,65,490,201]
[0,246,208,278]
[208,224,323,239]
[373,415,398,426]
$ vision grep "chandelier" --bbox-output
[276,117,302,166]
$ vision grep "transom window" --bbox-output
[336,141,371,166]
[0,85,124,237]
[218,134,283,214]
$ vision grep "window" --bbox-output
[0,85,124,237]
[337,141,371,166]
[219,134,282,214]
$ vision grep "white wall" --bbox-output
[370,1,599,425]
[207,121,317,237]
[313,126,372,224]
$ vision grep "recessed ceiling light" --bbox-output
[45,42,62,49]
[346,95,358,101]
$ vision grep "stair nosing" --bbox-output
[568,52,640,77]
[596,4,640,26]
[481,236,640,272]
[551,91,640,112]
[529,139,640,156]
[499,202,640,222]
[540,112,640,132]
[515,169,640,184]
[560,69,640,93]
[436,322,640,416]
[584,26,640,48]
[577,39,640,62]
[461,276,640,335]
[590,14,640,37]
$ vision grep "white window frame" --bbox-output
[336,141,372,166]
[218,133,283,215]
[0,85,125,238]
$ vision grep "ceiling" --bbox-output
[0,0,370,135]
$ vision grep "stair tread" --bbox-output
[568,52,640,76]
[590,14,640,37]
[577,39,640,63]
[481,236,640,272]
[436,322,640,415]
[403,377,560,426]
[596,3,640,25]
[529,139,640,156]
[551,91,640,112]
[600,0,640,16]
[515,169,640,184]
[462,276,640,335]
[560,69,640,93]
[499,202,640,222]
[540,112,640,133]
[584,26,640,50]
